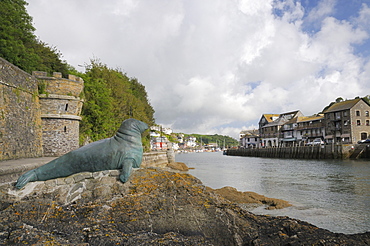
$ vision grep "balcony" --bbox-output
[261,133,278,138]
[282,126,293,131]
[296,125,323,130]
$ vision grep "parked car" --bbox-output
[307,138,324,146]
[358,139,370,144]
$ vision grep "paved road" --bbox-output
[0,157,56,183]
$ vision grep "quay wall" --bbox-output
[225,145,365,159]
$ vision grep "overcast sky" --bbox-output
[26,0,370,139]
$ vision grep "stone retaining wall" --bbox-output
[141,150,174,168]
[0,58,43,161]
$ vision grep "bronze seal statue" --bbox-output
[15,118,149,189]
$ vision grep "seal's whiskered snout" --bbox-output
[138,121,149,133]
[118,118,149,135]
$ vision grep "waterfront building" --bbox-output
[295,114,325,145]
[239,130,259,148]
[253,97,370,148]
[323,98,370,144]
[280,116,300,146]
[259,111,303,147]
[184,136,197,148]
[258,114,280,129]
[151,136,169,150]
[258,114,279,147]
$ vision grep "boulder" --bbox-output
[212,186,292,210]
[167,161,189,171]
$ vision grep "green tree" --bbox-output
[79,76,116,143]
[0,0,69,74]
[0,0,38,71]
[335,97,344,103]
[30,40,69,76]
[80,59,155,150]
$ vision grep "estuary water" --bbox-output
[175,152,370,234]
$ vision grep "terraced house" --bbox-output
[259,111,303,147]
[323,98,370,144]
[251,97,370,148]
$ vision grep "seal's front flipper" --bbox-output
[119,158,136,183]
[15,170,38,189]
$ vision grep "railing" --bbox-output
[296,126,323,130]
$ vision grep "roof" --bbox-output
[240,130,259,136]
[297,114,324,123]
[279,110,301,116]
[323,98,362,113]
[261,114,280,123]
[285,116,300,125]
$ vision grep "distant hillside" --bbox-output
[184,134,238,147]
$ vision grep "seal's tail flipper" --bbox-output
[15,170,38,189]
[119,158,136,183]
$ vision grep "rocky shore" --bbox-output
[0,164,369,245]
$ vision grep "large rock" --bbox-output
[167,161,189,171]
[212,186,292,210]
[0,168,369,245]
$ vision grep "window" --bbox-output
[65,103,69,111]
[343,111,348,117]
[64,126,67,132]
[356,110,360,116]
[366,120,369,126]
[361,132,367,140]
[366,111,369,117]
[357,120,361,126]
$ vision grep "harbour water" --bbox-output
[176,152,370,234]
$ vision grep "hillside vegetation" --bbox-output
[77,60,155,147]
[184,134,238,147]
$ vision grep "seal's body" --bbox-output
[15,118,148,189]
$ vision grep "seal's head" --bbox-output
[117,118,149,137]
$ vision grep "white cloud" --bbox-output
[26,0,370,139]
[355,3,370,29]
[306,0,335,23]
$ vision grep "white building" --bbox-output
[185,136,197,148]
[239,130,259,148]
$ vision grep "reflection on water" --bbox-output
[176,152,370,234]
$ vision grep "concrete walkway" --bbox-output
[0,157,56,184]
